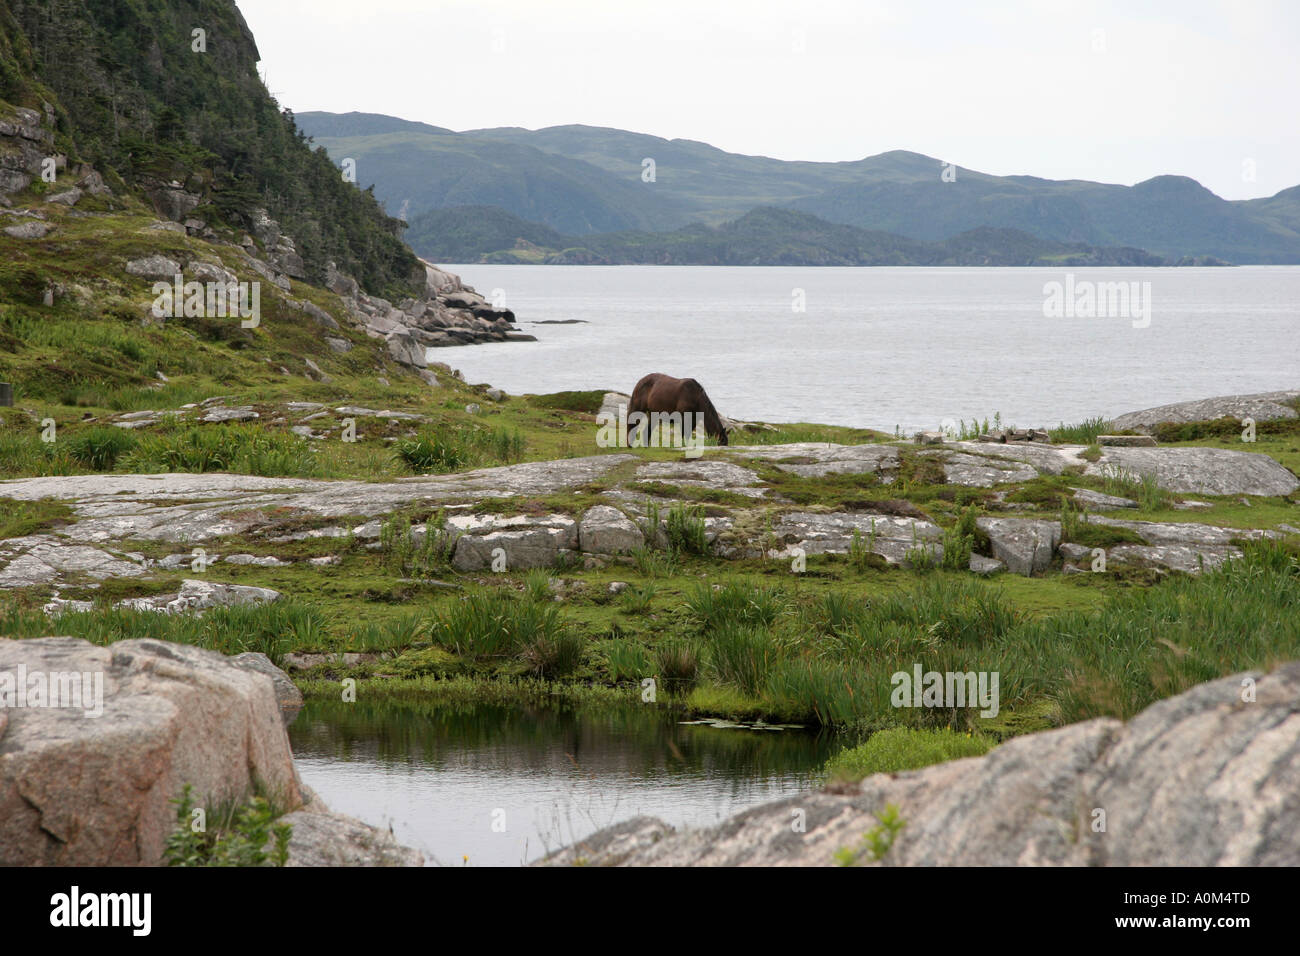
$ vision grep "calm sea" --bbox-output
[436,265,1300,433]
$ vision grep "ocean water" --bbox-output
[435,265,1300,433]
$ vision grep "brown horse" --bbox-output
[625,373,729,447]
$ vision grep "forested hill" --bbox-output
[405,205,1209,268]
[0,0,419,297]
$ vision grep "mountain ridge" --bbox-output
[299,110,1300,263]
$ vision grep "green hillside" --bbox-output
[3,1,418,297]
[299,111,1300,263]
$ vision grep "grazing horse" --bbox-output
[626,372,729,447]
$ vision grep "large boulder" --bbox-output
[539,661,1300,866]
[0,637,300,865]
[125,255,182,281]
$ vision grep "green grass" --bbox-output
[0,600,326,666]
[822,727,996,783]
[0,496,74,539]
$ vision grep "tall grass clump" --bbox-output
[37,601,326,665]
[65,426,138,470]
[430,588,583,678]
[686,581,788,632]
[395,423,525,474]
[701,623,785,697]
[1099,464,1171,510]
[379,510,455,576]
[665,503,709,555]
[1051,417,1111,445]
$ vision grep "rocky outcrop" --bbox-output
[325,258,536,368]
[0,637,419,866]
[976,517,1061,575]
[0,637,300,865]
[539,662,1300,866]
[1111,390,1300,434]
[0,104,57,197]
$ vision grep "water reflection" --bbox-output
[289,698,838,866]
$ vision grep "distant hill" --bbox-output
[407,205,1193,267]
[298,111,1300,264]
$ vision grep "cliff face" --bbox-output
[0,0,418,298]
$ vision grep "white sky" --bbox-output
[234,0,1300,201]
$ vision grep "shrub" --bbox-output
[665,503,709,555]
[941,504,978,571]
[164,784,291,867]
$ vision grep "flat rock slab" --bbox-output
[976,517,1061,575]
[726,443,900,479]
[947,441,1090,476]
[634,460,765,496]
[1071,488,1137,510]
[1084,515,1280,548]
[1111,390,1300,433]
[938,451,1038,487]
[538,662,1300,866]
[1087,446,1300,497]
[0,535,147,588]
[0,456,638,549]
[1105,543,1242,574]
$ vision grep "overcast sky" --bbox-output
[234,0,1299,201]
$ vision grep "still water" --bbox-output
[436,264,1300,433]
[290,698,838,867]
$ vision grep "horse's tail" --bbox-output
[687,380,728,445]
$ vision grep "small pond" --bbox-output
[289,697,840,866]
